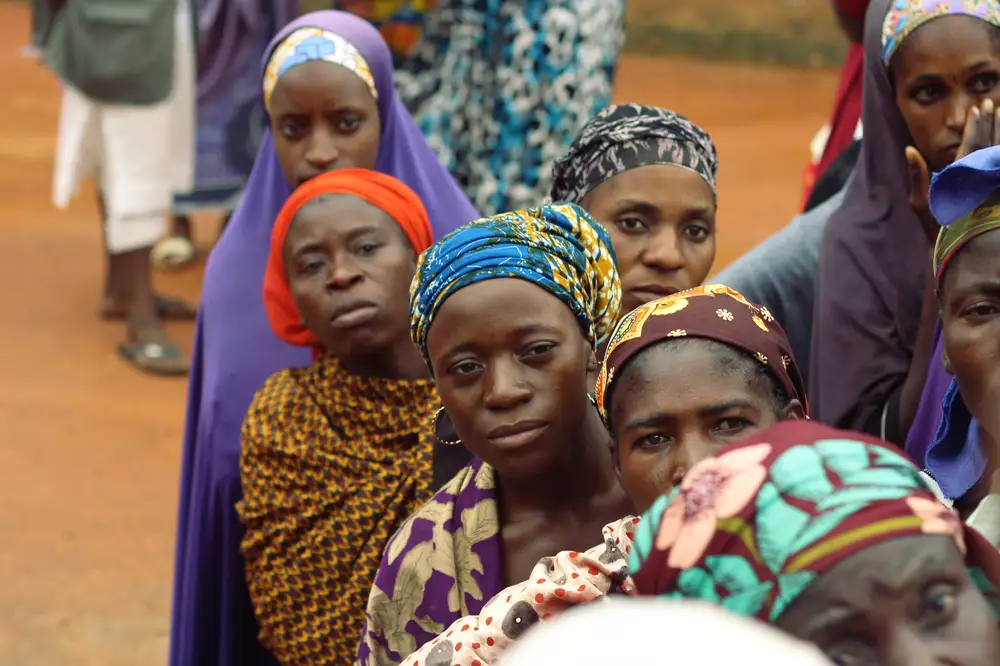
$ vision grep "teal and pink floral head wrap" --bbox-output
[629,421,1000,622]
[881,0,1000,66]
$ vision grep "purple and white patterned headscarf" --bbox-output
[881,0,1000,65]
[549,104,718,205]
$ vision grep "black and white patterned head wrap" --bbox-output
[550,104,718,204]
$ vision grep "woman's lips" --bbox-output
[629,286,679,305]
[487,421,549,448]
[330,303,378,329]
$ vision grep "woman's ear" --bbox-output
[587,349,600,373]
[781,399,807,421]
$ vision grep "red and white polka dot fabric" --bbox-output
[399,516,640,666]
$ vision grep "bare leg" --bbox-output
[172,214,193,240]
[96,192,191,375]
[99,193,197,320]
[114,244,190,376]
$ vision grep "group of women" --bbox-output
[165,1,1000,665]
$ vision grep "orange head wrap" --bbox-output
[263,168,434,348]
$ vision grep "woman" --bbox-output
[629,420,1000,665]
[369,285,810,666]
[158,0,300,270]
[597,285,807,511]
[238,169,444,665]
[811,0,1000,446]
[357,203,630,666]
[169,12,477,666]
[44,0,197,374]
[392,0,626,215]
[550,104,719,316]
[920,146,1000,533]
[800,0,867,208]
[502,600,835,666]
[714,0,866,384]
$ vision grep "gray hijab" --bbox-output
[809,0,933,440]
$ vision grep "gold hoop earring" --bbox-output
[435,406,463,446]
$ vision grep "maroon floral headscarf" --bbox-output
[595,285,808,427]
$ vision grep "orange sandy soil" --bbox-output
[0,3,838,663]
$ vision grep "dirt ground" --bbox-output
[0,3,839,664]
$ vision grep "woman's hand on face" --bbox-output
[907,101,1000,245]
[957,99,1000,161]
[904,146,940,246]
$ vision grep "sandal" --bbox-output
[117,340,190,376]
[99,294,198,321]
[151,235,198,271]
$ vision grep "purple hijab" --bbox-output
[810,0,936,442]
[168,12,478,666]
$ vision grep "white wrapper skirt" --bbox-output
[51,0,195,254]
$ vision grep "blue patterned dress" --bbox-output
[357,0,626,215]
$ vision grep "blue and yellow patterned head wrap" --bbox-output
[881,0,1000,66]
[408,203,622,365]
[263,27,378,113]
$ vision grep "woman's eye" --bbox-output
[357,242,381,256]
[683,224,710,241]
[963,301,1000,318]
[615,217,646,234]
[298,258,324,275]
[826,651,861,666]
[523,342,556,357]
[637,433,671,450]
[714,417,751,434]
[450,361,481,376]
[911,83,945,105]
[338,115,362,133]
[920,585,958,624]
[969,72,999,95]
[280,120,306,140]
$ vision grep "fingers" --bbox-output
[905,145,940,242]
[979,99,995,151]
[905,146,929,195]
[960,104,983,158]
[960,99,998,158]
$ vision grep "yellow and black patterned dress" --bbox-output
[237,352,440,666]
